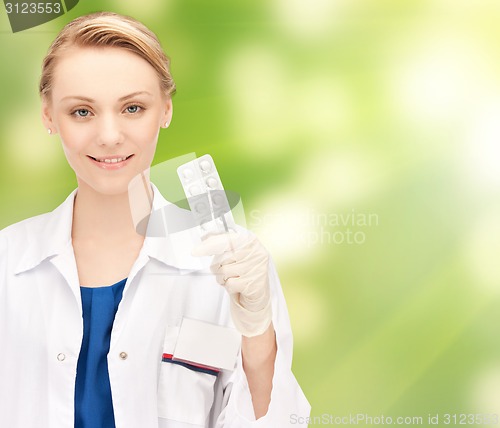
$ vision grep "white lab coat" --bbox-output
[0,183,310,428]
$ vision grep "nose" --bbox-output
[97,113,123,146]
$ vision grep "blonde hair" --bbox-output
[39,11,176,100]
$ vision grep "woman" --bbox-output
[0,11,310,428]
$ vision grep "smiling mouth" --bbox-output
[87,154,134,163]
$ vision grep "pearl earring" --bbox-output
[47,129,52,135]
[164,122,170,128]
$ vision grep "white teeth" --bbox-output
[95,156,128,163]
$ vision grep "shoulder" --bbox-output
[0,212,55,268]
[0,211,53,244]
[0,192,75,263]
[1,188,78,242]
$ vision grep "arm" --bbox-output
[241,323,277,418]
[214,258,311,427]
[193,231,311,426]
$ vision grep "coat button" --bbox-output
[57,353,66,361]
[119,352,128,360]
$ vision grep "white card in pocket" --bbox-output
[173,318,241,371]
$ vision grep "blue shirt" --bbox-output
[75,278,127,428]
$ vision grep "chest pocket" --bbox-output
[157,325,218,427]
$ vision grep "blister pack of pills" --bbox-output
[177,154,236,238]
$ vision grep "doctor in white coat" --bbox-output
[0,11,310,428]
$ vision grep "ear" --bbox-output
[161,97,173,128]
[41,99,57,135]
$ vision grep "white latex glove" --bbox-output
[191,231,272,337]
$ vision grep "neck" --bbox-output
[71,176,154,244]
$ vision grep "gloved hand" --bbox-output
[191,231,272,337]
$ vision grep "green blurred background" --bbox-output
[1,0,500,425]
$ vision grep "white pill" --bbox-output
[206,177,218,188]
[195,202,208,213]
[212,193,224,206]
[200,160,212,172]
[182,168,194,179]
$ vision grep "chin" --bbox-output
[78,176,134,197]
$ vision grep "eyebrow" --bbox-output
[60,91,154,103]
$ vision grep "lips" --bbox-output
[87,154,135,170]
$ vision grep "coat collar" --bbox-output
[13,188,76,275]
[13,183,208,275]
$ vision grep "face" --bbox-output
[42,46,172,196]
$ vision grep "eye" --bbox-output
[73,108,90,117]
[125,105,143,114]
